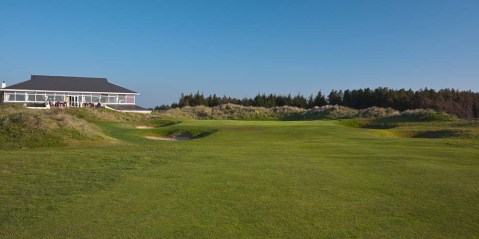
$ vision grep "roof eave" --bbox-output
[0,88,139,95]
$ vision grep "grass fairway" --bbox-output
[1,120,478,238]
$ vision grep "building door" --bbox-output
[69,96,79,107]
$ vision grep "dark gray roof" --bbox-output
[4,75,137,93]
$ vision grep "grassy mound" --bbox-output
[0,105,107,148]
[65,108,148,122]
[153,104,406,120]
[153,104,281,120]
[337,109,475,139]
[303,105,358,119]
[358,106,400,118]
[341,109,457,127]
[384,109,456,122]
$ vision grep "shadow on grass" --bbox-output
[337,118,474,139]
[164,127,218,140]
[361,123,398,129]
[413,129,468,138]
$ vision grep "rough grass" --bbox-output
[381,109,456,123]
[153,104,280,120]
[0,105,107,148]
[153,104,429,120]
[0,120,478,238]
[338,110,474,139]
[65,108,148,122]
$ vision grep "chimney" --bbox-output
[1,81,5,89]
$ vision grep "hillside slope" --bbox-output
[0,106,108,148]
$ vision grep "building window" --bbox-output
[15,92,26,101]
[108,95,117,103]
[100,95,108,103]
[5,93,14,101]
[55,95,64,102]
[92,95,100,103]
[28,94,35,102]
[47,94,55,102]
[118,95,126,103]
[36,93,46,102]
[126,95,135,104]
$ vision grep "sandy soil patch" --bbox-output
[145,136,177,141]
[144,135,193,141]
[136,125,154,129]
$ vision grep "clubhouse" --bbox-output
[0,75,150,113]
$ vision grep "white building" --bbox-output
[0,75,150,113]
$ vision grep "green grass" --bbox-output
[1,119,478,238]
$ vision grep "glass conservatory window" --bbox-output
[5,93,14,101]
[100,95,108,103]
[36,93,46,101]
[118,95,126,103]
[126,95,135,104]
[15,92,26,101]
[47,94,55,102]
[108,95,117,103]
[55,95,64,102]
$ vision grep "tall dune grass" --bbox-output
[153,104,444,121]
[0,105,107,148]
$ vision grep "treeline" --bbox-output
[156,88,479,118]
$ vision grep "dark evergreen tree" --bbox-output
[328,90,342,105]
[167,87,479,118]
[313,91,327,107]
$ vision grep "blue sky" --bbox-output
[1,0,478,107]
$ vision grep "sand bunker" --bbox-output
[136,125,154,129]
[145,135,192,141]
[145,136,177,141]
